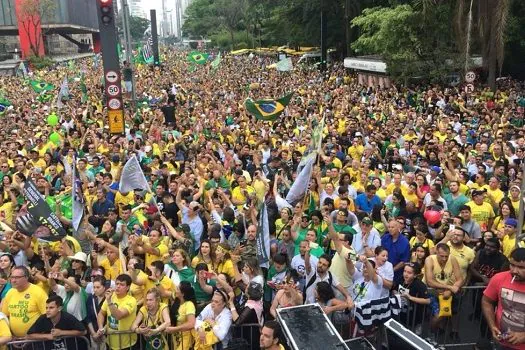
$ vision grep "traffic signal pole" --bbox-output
[96,0,125,134]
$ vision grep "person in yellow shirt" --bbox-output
[347,138,364,161]
[1,266,47,337]
[231,176,256,210]
[144,261,175,305]
[442,228,475,281]
[485,177,504,209]
[131,288,170,349]
[130,230,169,268]
[0,312,11,350]
[501,218,518,258]
[127,258,148,307]
[96,244,123,281]
[97,274,137,350]
[466,189,495,231]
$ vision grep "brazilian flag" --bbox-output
[31,80,55,93]
[187,51,208,65]
[0,97,11,115]
[244,92,294,121]
[37,94,53,103]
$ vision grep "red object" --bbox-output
[423,210,441,225]
[92,32,101,53]
[15,0,45,58]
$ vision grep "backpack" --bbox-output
[303,271,333,303]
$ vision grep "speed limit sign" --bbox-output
[107,84,120,97]
[465,71,476,83]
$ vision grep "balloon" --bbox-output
[49,132,60,145]
[424,210,441,225]
[47,114,58,126]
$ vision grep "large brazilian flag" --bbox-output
[187,51,209,65]
[244,92,294,121]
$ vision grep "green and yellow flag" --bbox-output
[244,92,294,122]
[188,51,208,65]
[0,94,11,115]
[31,80,55,93]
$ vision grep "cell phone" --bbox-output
[449,224,455,230]
[104,280,111,289]
[239,239,248,246]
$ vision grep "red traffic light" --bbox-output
[99,0,113,25]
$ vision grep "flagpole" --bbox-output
[122,0,137,110]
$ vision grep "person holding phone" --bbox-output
[87,276,108,348]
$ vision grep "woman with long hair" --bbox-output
[165,249,195,286]
[373,246,394,297]
[410,244,430,279]
[166,281,197,350]
[233,256,264,292]
[269,270,302,318]
[215,243,235,280]
[315,281,349,322]
[191,240,216,273]
[492,200,516,232]
[385,191,407,219]
[275,208,292,240]
[131,287,171,350]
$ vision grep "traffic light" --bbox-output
[99,0,113,25]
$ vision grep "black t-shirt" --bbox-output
[161,105,176,124]
[27,311,87,350]
[477,250,509,279]
[162,201,179,227]
[397,278,428,323]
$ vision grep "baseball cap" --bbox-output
[361,217,373,225]
[430,166,441,174]
[505,218,518,227]
[471,188,487,196]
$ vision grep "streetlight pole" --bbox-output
[320,0,327,71]
[516,162,525,249]
[121,0,137,109]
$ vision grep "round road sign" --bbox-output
[107,84,120,96]
[464,83,475,93]
[465,71,476,83]
[108,98,121,110]
[105,71,118,83]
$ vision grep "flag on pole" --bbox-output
[276,57,293,72]
[211,52,222,70]
[0,94,12,115]
[56,76,69,108]
[244,92,294,122]
[16,62,28,78]
[256,202,270,268]
[80,74,88,103]
[142,37,154,64]
[286,151,317,205]
[30,80,55,93]
[119,155,151,193]
[71,157,85,232]
[188,51,208,65]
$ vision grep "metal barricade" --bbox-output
[229,323,261,350]
[7,336,90,349]
[398,285,488,348]
[92,329,192,350]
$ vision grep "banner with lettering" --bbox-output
[16,178,67,240]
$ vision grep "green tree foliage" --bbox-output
[351,4,460,83]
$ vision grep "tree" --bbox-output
[215,0,247,50]
[17,0,56,56]
[117,15,150,41]
[351,4,459,84]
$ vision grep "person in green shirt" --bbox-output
[191,263,216,306]
[205,170,230,191]
[290,214,311,256]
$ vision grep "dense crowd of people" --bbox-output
[0,49,523,350]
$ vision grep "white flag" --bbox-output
[56,76,69,109]
[286,151,317,205]
[71,157,84,232]
[256,202,270,268]
[276,57,293,72]
[119,155,151,193]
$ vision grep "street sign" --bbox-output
[108,110,124,134]
[105,70,118,83]
[464,83,475,93]
[107,84,120,96]
[108,98,121,110]
[465,71,476,83]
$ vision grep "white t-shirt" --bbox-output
[291,254,318,283]
[374,260,394,298]
[55,285,84,321]
[351,269,384,303]
[329,246,355,290]
[304,268,340,304]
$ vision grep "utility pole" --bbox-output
[516,162,525,249]
[175,0,181,40]
[320,0,327,71]
[121,0,136,109]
